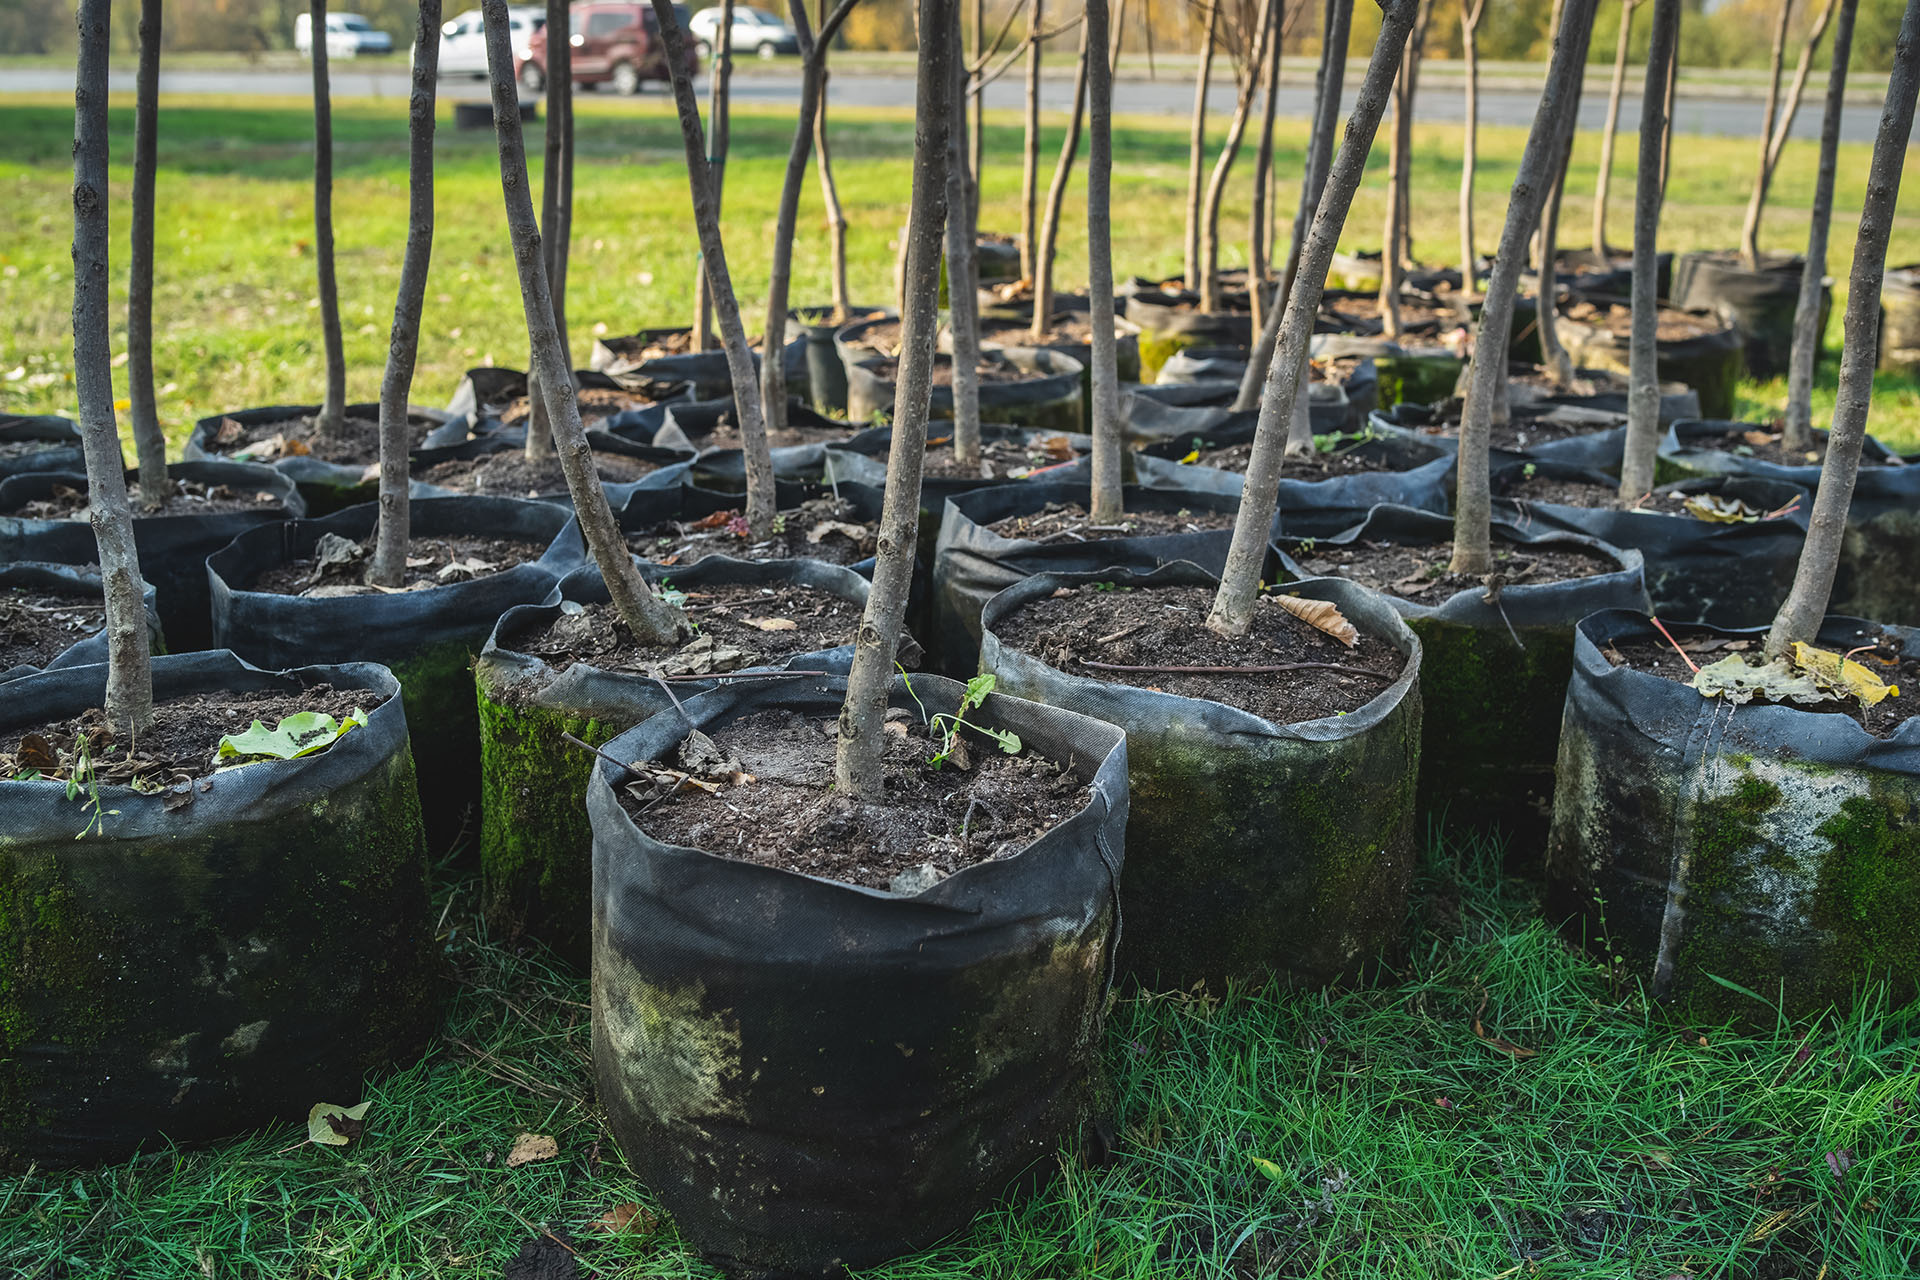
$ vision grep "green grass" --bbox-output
[2,833,1915,1278]
[5,92,1920,449]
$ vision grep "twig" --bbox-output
[561,731,633,778]
[650,668,696,729]
[654,668,829,682]
[1080,659,1395,680]
[1647,615,1700,674]
[1095,620,1151,646]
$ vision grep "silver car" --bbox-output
[294,11,394,58]
[438,5,545,79]
[687,5,801,59]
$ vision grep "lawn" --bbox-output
[4,90,1920,447]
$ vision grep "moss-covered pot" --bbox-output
[1554,303,1744,418]
[0,562,164,683]
[1670,250,1828,381]
[1373,348,1465,411]
[0,651,438,1167]
[1277,505,1650,851]
[207,496,583,853]
[1121,289,1253,384]
[982,564,1420,991]
[846,346,1085,433]
[0,414,84,482]
[185,401,461,515]
[589,673,1127,1276]
[1546,609,1920,1023]
[478,555,875,966]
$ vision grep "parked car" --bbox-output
[294,11,394,58]
[523,2,699,94]
[688,5,801,58]
[438,6,545,80]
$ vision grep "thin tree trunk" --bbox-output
[1767,0,1920,654]
[1183,2,1218,287]
[482,0,685,645]
[760,55,823,438]
[311,0,346,434]
[1032,20,1091,339]
[1535,49,1586,386]
[1659,30,1677,196]
[836,0,953,801]
[1741,0,1797,270]
[816,17,850,318]
[1020,0,1044,283]
[1449,0,1599,574]
[948,5,984,468]
[550,1,574,368]
[1206,0,1422,638]
[1395,0,1430,267]
[127,0,170,510]
[369,0,440,588]
[1197,0,1275,314]
[1459,0,1484,303]
[527,0,573,459]
[694,0,734,349]
[1743,0,1839,269]
[1617,0,1680,502]
[1785,0,1856,451]
[75,0,155,738]
[654,0,777,539]
[1591,0,1638,259]
[969,0,983,224]
[1378,35,1411,335]
[1088,0,1123,522]
[1247,0,1284,336]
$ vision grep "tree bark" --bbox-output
[311,0,347,434]
[527,0,574,459]
[482,0,685,645]
[1742,0,1838,269]
[1457,0,1484,304]
[1031,18,1091,341]
[127,0,170,510]
[1534,43,1587,386]
[1785,0,1856,452]
[694,0,733,350]
[1247,0,1284,336]
[835,0,953,801]
[1449,0,1599,574]
[1590,0,1638,259]
[1617,0,1679,503]
[652,0,776,540]
[1741,0,1797,270]
[1377,0,1429,336]
[1183,1,1218,288]
[1020,0,1044,283]
[1767,0,1920,655]
[1088,0,1123,523]
[75,0,156,738]
[947,5,984,468]
[1394,0,1431,268]
[969,0,984,224]
[1197,0,1275,314]
[1659,28,1677,196]
[1206,0,1422,638]
[817,0,851,319]
[369,0,440,589]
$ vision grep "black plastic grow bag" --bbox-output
[0,651,438,1167]
[1880,264,1920,374]
[0,461,303,654]
[822,421,1093,511]
[0,561,163,683]
[184,401,459,515]
[1119,386,1350,451]
[1554,300,1744,418]
[1546,609,1920,1022]
[1122,287,1254,383]
[1670,251,1827,381]
[846,346,1085,432]
[981,563,1421,990]
[794,304,895,415]
[0,414,84,482]
[589,673,1127,1276]
[1367,402,1629,472]
[207,496,583,851]
[407,428,693,506]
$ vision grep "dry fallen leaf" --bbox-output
[1270,594,1359,647]
[807,520,871,544]
[744,617,799,632]
[506,1132,559,1168]
[588,1203,660,1236]
[307,1100,371,1147]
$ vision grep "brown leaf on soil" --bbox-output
[506,1132,560,1168]
[1742,429,1776,446]
[216,416,246,446]
[807,520,870,544]
[1269,595,1359,647]
[688,509,737,531]
[16,733,58,771]
[1471,994,1537,1058]
[587,1202,661,1236]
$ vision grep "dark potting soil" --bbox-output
[249,533,544,597]
[1562,300,1724,341]
[1289,539,1614,605]
[985,501,1236,542]
[1188,439,1395,477]
[629,496,876,567]
[208,411,433,466]
[868,432,1083,480]
[1403,410,1610,456]
[1321,293,1466,332]
[1502,472,1803,520]
[8,477,284,520]
[0,682,382,790]
[864,354,1044,387]
[696,410,854,454]
[623,706,1089,889]
[510,581,858,674]
[842,318,904,356]
[1127,283,1252,315]
[978,314,1103,347]
[1607,630,1920,737]
[414,449,659,497]
[0,587,103,671]
[1698,422,1907,471]
[503,386,660,428]
[994,582,1404,724]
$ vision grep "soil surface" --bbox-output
[979,313,1104,348]
[1,682,382,791]
[1562,300,1726,341]
[985,501,1236,543]
[1608,630,1920,737]
[867,431,1083,480]
[1500,473,1804,521]
[1687,422,1905,471]
[504,386,662,428]
[624,706,1089,889]
[6,476,286,520]
[1187,438,1400,478]
[1399,408,1616,456]
[414,449,660,497]
[0,587,104,671]
[1125,282,1253,315]
[1288,538,1616,604]
[629,495,877,567]
[994,582,1405,724]
[691,409,855,454]
[508,581,859,674]
[1320,293,1467,334]
[207,411,435,466]
[249,532,544,597]
[863,353,1046,386]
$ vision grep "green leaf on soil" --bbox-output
[1691,655,1832,706]
[217,708,369,763]
[307,1100,371,1147]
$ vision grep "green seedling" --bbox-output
[900,670,1021,769]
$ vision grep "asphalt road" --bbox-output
[0,62,1906,143]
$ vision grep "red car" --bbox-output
[523,2,699,94]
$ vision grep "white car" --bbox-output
[438,6,545,80]
[294,11,394,58]
[687,5,801,59]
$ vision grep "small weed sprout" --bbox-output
[898,669,1021,769]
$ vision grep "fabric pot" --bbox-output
[793,304,894,415]
[0,562,164,683]
[822,421,1094,513]
[0,414,85,482]
[847,347,1085,432]
[1152,344,1249,387]
[0,461,303,654]
[408,430,693,507]
[445,366,532,422]
[1879,264,1920,374]
[1119,386,1349,452]
[1122,288,1254,383]
[589,672,1127,1275]
[1466,295,1543,365]
[1373,349,1464,411]
[1493,461,1810,628]
[932,478,1252,675]
[1546,609,1920,1023]
[207,496,583,852]
[1554,304,1744,418]
[976,308,1143,394]
[981,564,1420,990]
[1327,250,1383,293]
[1367,402,1629,472]
[0,651,438,1167]
[478,555,874,966]
[184,401,458,515]
[1670,251,1827,381]
[604,333,810,406]
[620,477,887,580]
[1530,249,1673,302]
[1277,505,1650,850]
